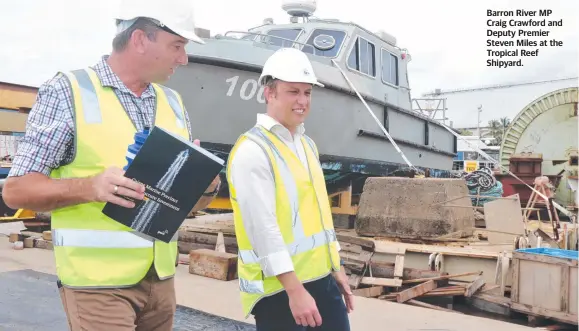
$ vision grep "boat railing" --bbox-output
[222,30,316,53]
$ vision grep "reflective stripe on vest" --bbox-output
[159,85,186,129]
[236,126,339,295]
[52,229,178,248]
[71,69,185,129]
[72,69,101,124]
[238,228,337,294]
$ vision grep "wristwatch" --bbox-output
[202,181,221,196]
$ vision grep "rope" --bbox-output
[331,59,419,173]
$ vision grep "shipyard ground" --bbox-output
[0,237,538,331]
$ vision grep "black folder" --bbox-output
[102,126,225,243]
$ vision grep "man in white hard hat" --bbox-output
[2,0,220,330]
[226,47,354,331]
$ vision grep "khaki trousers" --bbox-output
[58,265,176,331]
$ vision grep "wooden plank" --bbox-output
[465,276,486,297]
[483,194,525,244]
[368,262,446,281]
[434,230,472,240]
[35,239,53,250]
[352,286,383,298]
[511,254,520,302]
[373,240,503,259]
[513,251,578,267]
[20,231,43,238]
[396,280,437,303]
[570,267,578,316]
[340,251,369,265]
[180,225,236,236]
[380,289,465,300]
[560,265,569,313]
[500,254,509,296]
[377,245,406,255]
[179,230,238,249]
[340,242,362,254]
[215,232,226,253]
[361,277,402,287]
[336,233,375,250]
[510,302,578,326]
[9,233,22,243]
[179,241,227,254]
[464,293,512,317]
[182,213,234,225]
[479,284,501,295]
[348,274,362,289]
[406,299,462,314]
[359,250,373,264]
[402,271,482,284]
[23,237,37,248]
[342,260,365,273]
[393,255,405,278]
[188,248,237,281]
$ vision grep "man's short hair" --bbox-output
[264,77,278,90]
[112,17,160,52]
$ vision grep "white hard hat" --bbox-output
[115,0,205,44]
[259,47,324,87]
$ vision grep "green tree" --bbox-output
[487,119,502,145]
[499,117,510,141]
[459,129,473,136]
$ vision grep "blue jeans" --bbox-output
[252,274,351,331]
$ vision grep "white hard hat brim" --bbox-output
[115,16,206,45]
[168,26,205,44]
[259,75,325,88]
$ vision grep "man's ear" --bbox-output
[131,29,148,54]
[264,86,276,104]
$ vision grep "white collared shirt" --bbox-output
[228,113,315,277]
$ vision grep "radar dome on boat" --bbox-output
[282,0,317,17]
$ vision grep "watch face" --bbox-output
[313,34,336,50]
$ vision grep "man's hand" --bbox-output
[287,287,322,327]
[90,167,145,208]
[333,268,354,313]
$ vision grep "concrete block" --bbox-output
[355,177,475,238]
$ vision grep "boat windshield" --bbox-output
[265,28,303,47]
[301,28,346,58]
[222,27,346,58]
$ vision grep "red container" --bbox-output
[496,153,561,207]
[495,173,562,206]
[509,154,543,177]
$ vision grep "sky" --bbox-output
[0,0,577,126]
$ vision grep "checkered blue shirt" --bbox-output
[8,55,193,177]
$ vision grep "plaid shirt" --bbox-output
[8,55,193,177]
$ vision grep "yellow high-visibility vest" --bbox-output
[49,67,190,288]
[226,125,341,318]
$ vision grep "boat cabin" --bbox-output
[217,1,409,96]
